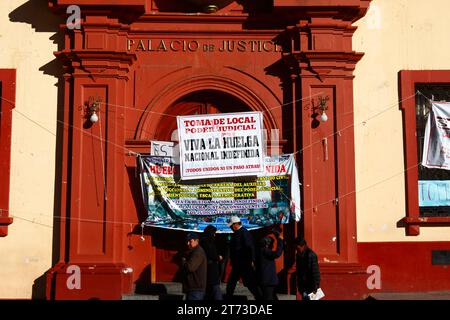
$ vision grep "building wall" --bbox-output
[1,0,449,299]
[358,242,450,293]
[0,0,58,298]
[353,0,450,242]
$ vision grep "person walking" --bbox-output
[295,238,321,300]
[256,230,284,300]
[181,232,207,300]
[200,225,223,300]
[225,216,262,300]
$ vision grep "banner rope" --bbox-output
[97,108,108,201]
[0,91,421,229]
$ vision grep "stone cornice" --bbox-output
[48,0,147,22]
[273,0,371,22]
[283,51,364,78]
[49,0,146,11]
[48,1,371,23]
[55,50,137,78]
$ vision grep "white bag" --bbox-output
[308,288,325,300]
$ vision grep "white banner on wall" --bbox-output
[150,140,174,157]
[422,101,450,169]
[177,112,265,180]
[139,154,301,232]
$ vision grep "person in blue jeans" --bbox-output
[181,232,207,300]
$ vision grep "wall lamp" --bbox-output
[87,96,102,123]
[185,0,234,13]
[315,95,330,122]
[204,5,219,13]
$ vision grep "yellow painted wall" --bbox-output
[353,0,450,242]
[0,0,59,298]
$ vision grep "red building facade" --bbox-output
[43,0,450,300]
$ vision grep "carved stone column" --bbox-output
[279,0,372,299]
[46,1,141,299]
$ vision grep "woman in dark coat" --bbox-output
[200,225,223,300]
[256,232,284,300]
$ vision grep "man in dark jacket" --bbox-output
[295,238,320,300]
[200,225,223,300]
[225,216,262,300]
[256,231,284,300]
[182,232,207,300]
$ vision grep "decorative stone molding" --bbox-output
[55,50,137,79]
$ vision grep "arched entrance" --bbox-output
[150,90,260,282]
[153,90,249,141]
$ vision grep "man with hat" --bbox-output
[225,216,262,300]
[181,232,207,300]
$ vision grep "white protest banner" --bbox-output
[422,101,450,169]
[150,140,174,157]
[177,112,264,180]
[138,154,301,233]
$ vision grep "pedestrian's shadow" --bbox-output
[135,265,168,295]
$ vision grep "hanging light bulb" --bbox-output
[317,95,330,123]
[204,5,218,13]
[87,99,100,123]
[90,111,99,123]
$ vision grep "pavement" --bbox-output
[123,282,297,300]
[368,291,450,300]
[124,282,450,300]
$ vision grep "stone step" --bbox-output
[122,293,184,300]
[160,282,256,298]
[122,293,297,301]
[278,294,297,300]
[122,282,297,300]
[122,294,159,300]
[368,291,450,300]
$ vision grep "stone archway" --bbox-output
[153,90,262,141]
[135,71,282,143]
[125,72,288,285]
[149,89,277,281]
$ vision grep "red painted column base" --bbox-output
[291,264,369,300]
[0,217,14,237]
[46,262,133,300]
[319,264,369,300]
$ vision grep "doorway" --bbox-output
[150,90,251,281]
